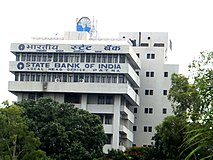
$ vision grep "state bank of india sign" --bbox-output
[15,43,123,53]
[16,62,123,73]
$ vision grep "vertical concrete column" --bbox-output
[17,93,23,102]
[112,95,121,149]
[81,94,87,110]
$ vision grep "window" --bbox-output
[119,55,125,63]
[136,53,140,58]
[147,53,155,59]
[108,54,112,63]
[148,126,152,132]
[141,43,149,47]
[144,108,153,114]
[146,72,154,77]
[163,90,168,95]
[90,75,95,83]
[145,90,154,95]
[106,96,113,104]
[47,73,51,82]
[31,74,35,81]
[26,73,30,81]
[163,108,167,114]
[106,134,112,144]
[118,74,124,83]
[16,53,20,61]
[97,55,101,63]
[26,54,31,61]
[105,115,113,124]
[80,54,85,62]
[36,74,41,82]
[144,126,147,132]
[134,108,137,113]
[63,74,67,82]
[91,54,96,62]
[101,75,106,83]
[133,126,137,131]
[20,73,25,81]
[53,54,58,62]
[113,54,118,63]
[164,72,168,77]
[28,93,36,100]
[64,55,69,62]
[37,54,42,62]
[59,54,63,62]
[96,75,100,83]
[47,54,52,62]
[98,96,105,104]
[75,54,79,62]
[86,54,90,62]
[43,54,47,62]
[112,75,117,83]
[102,54,107,63]
[15,73,19,81]
[85,74,89,83]
[151,54,155,59]
[107,75,111,83]
[154,43,164,47]
[144,126,152,132]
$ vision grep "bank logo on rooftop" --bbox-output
[76,17,91,33]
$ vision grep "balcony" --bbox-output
[119,125,133,142]
[103,124,113,134]
[120,105,134,123]
[87,104,113,114]
[8,81,139,106]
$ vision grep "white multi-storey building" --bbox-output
[119,32,179,146]
[9,31,140,153]
[8,30,178,150]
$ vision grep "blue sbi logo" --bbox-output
[18,44,25,50]
[17,62,24,70]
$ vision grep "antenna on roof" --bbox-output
[90,16,98,39]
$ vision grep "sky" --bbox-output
[0,0,213,103]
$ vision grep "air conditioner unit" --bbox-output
[43,82,48,90]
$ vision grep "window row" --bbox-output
[133,107,167,114]
[15,53,127,63]
[96,114,113,125]
[15,72,128,84]
[133,126,153,132]
[98,95,114,104]
[140,43,165,47]
[144,89,168,95]
[145,71,169,77]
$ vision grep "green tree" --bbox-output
[152,115,188,160]
[0,102,49,160]
[16,97,107,160]
[168,51,213,159]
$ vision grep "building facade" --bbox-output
[9,31,140,152]
[118,32,179,146]
[8,31,178,150]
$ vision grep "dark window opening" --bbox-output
[64,93,81,103]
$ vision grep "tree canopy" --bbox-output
[0,102,49,160]
[15,97,107,160]
[168,51,213,159]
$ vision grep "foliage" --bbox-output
[105,149,128,160]
[0,102,50,160]
[153,115,188,160]
[168,51,213,159]
[15,97,107,160]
